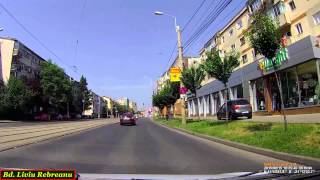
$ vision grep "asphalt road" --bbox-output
[0,118,285,174]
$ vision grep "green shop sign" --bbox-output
[258,48,289,71]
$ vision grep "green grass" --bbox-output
[154,118,320,158]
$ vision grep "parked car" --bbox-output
[120,112,136,125]
[217,99,252,120]
[34,113,49,121]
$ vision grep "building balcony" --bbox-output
[277,12,291,27]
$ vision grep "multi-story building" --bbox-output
[0,37,45,86]
[102,96,114,112]
[129,101,138,112]
[117,97,129,108]
[187,0,320,117]
[84,91,106,118]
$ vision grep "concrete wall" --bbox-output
[0,38,14,84]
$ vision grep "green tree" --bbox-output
[181,65,205,97]
[0,77,34,119]
[203,49,240,122]
[70,81,83,115]
[152,82,179,118]
[40,60,71,116]
[246,12,288,130]
[181,65,205,117]
[79,75,92,113]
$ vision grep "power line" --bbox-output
[182,0,207,32]
[183,0,232,52]
[0,3,76,73]
[183,0,231,49]
[162,0,208,75]
[190,0,244,54]
[73,0,87,71]
[183,0,216,42]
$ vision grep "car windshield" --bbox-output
[0,0,319,178]
[233,99,249,105]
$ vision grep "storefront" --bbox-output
[188,35,320,117]
[250,59,320,112]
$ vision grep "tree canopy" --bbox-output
[152,82,180,110]
[181,65,205,96]
[79,75,92,112]
[203,50,239,87]
[246,12,281,60]
[0,77,34,119]
[40,60,71,114]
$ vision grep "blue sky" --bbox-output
[0,0,246,109]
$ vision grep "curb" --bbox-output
[152,120,320,169]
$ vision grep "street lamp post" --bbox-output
[154,11,186,126]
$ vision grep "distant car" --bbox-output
[217,99,252,120]
[120,112,136,125]
[34,113,49,121]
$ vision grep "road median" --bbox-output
[152,118,320,169]
[0,118,119,152]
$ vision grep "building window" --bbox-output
[313,11,320,25]
[273,4,281,17]
[297,60,319,106]
[229,29,233,36]
[231,44,235,50]
[240,36,246,46]
[289,1,296,11]
[252,49,257,59]
[295,23,303,34]
[236,20,243,29]
[242,54,248,63]
[221,36,224,43]
[255,78,266,111]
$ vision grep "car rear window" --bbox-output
[123,112,133,117]
[234,99,249,105]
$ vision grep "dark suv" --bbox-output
[217,99,252,120]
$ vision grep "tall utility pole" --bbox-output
[176,26,186,126]
[154,11,186,126]
[98,97,101,119]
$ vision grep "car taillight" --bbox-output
[232,105,240,110]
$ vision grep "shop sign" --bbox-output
[179,87,188,94]
[258,47,289,71]
[170,67,181,82]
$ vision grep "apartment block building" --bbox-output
[187,0,320,117]
[117,97,129,108]
[129,101,137,112]
[0,37,45,86]
[102,96,114,112]
[84,91,106,118]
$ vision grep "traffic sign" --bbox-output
[170,67,181,82]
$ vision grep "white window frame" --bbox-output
[242,54,248,63]
[289,1,296,11]
[229,29,233,36]
[273,3,281,17]
[236,20,243,29]
[313,11,320,25]
[295,23,303,34]
[240,37,246,46]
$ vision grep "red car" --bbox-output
[120,112,136,125]
[34,113,49,121]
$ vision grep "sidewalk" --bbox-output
[248,113,320,123]
[189,113,320,123]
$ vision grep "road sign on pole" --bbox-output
[170,67,181,82]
